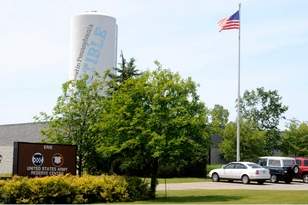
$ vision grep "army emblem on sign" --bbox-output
[52,153,64,167]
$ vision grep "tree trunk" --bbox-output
[149,158,159,199]
[78,152,82,176]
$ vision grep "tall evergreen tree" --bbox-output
[109,51,141,86]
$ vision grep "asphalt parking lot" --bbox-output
[157,180,308,191]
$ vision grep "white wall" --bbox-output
[0,146,13,175]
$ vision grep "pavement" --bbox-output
[157,180,308,191]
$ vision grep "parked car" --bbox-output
[208,162,270,184]
[257,156,299,183]
[295,157,308,183]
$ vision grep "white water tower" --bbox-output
[70,11,118,82]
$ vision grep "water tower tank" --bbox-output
[70,12,118,82]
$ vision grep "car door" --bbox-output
[304,160,308,173]
[268,159,282,175]
[233,163,247,179]
[222,163,236,179]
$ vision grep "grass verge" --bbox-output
[157,178,210,184]
[131,189,308,204]
[143,178,210,185]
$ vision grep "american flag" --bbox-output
[218,10,240,32]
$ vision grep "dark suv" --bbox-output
[295,157,308,183]
[257,156,299,183]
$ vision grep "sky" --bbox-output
[1,0,307,128]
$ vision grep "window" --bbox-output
[283,160,295,167]
[235,163,247,169]
[304,160,308,166]
[224,163,235,169]
[296,160,301,166]
[258,159,267,166]
[247,163,262,168]
[269,159,281,167]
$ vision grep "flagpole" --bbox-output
[236,3,241,162]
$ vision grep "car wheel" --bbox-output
[270,175,278,183]
[257,180,265,185]
[242,175,250,184]
[293,165,299,174]
[303,174,308,183]
[212,173,220,182]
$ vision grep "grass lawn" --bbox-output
[131,190,308,204]
[143,178,211,185]
[144,164,222,184]
[157,178,210,184]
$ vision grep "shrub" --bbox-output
[70,175,129,203]
[125,177,150,200]
[30,175,73,203]
[0,180,6,203]
[0,175,150,204]
[0,177,33,203]
[0,179,4,189]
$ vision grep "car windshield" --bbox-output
[283,159,295,167]
[247,163,262,168]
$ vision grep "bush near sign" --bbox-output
[13,142,77,177]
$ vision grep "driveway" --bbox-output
[157,180,308,191]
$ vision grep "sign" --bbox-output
[13,142,76,177]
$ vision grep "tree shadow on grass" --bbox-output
[149,195,243,203]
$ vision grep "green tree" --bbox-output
[35,75,107,175]
[109,51,141,86]
[240,87,288,154]
[281,121,308,156]
[208,104,229,137]
[219,120,266,162]
[207,105,229,164]
[98,66,209,198]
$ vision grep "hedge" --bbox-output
[0,175,150,204]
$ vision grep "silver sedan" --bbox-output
[208,162,270,184]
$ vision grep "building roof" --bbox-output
[0,122,46,146]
